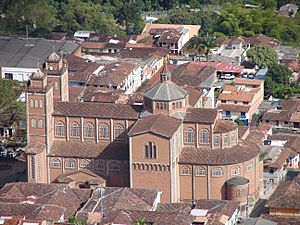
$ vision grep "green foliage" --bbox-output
[59,0,123,35]
[234,119,245,126]
[68,216,86,225]
[136,218,145,225]
[267,64,292,84]
[115,0,144,35]
[0,80,24,128]
[264,64,299,99]
[247,45,278,68]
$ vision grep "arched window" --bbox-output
[114,124,124,140]
[224,135,229,146]
[201,129,209,144]
[179,101,182,108]
[99,123,109,139]
[144,142,157,159]
[212,168,223,177]
[65,159,76,169]
[70,122,79,137]
[50,158,61,168]
[31,119,36,128]
[55,121,65,137]
[184,128,194,144]
[80,159,91,168]
[181,166,191,175]
[195,167,206,176]
[39,100,43,108]
[247,162,253,172]
[94,160,105,171]
[30,99,34,108]
[37,119,43,128]
[35,100,39,108]
[231,166,240,175]
[156,102,159,109]
[84,123,94,138]
[110,161,121,171]
[214,136,220,145]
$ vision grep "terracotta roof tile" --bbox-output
[179,139,259,165]
[218,88,255,102]
[128,114,181,138]
[213,120,238,133]
[142,24,200,39]
[86,61,137,87]
[234,78,263,86]
[49,141,129,160]
[266,175,300,209]
[217,103,251,112]
[170,62,216,87]
[53,102,141,119]
[0,182,91,221]
[261,214,300,225]
[184,108,218,124]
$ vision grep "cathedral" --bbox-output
[25,52,262,205]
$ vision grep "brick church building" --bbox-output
[25,52,262,204]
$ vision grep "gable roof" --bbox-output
[128,114,181,138]
[184,108,218,124]
[266,175,300,210]
[142,24,200,39]
[0,182,91,221]
[170,62,216,87]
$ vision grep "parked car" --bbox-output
[248,73,255,79]
[223,74,235,80]
[242,72,248,78]
[0,149,8,157]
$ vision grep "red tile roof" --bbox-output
[49,141,129,160]
[128,114,181,138]
[179,139,259,165]
[266,175,300,210]
[213,120,238,133]
[53,102,141,119]
[217,103,251,112]
[184,108,218,124]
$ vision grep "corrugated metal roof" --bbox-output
[0,37,79,68]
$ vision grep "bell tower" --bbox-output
[44,51,69,102]
[25,67,54,183]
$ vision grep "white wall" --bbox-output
[2,67,37,82]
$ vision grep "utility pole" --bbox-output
[25,25,29,46]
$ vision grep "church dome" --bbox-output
[144,64,187,101]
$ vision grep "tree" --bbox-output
[246,45,278,68]
[115,0,144,35]
[264,64,297,99]
[59,0,122,35]
[68,216,86,225]
[0,80,24,130]
[266,64,292,85]
[0,0,56,36]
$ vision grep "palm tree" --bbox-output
[189,33,217,60]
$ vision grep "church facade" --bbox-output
[25,53,262,204]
